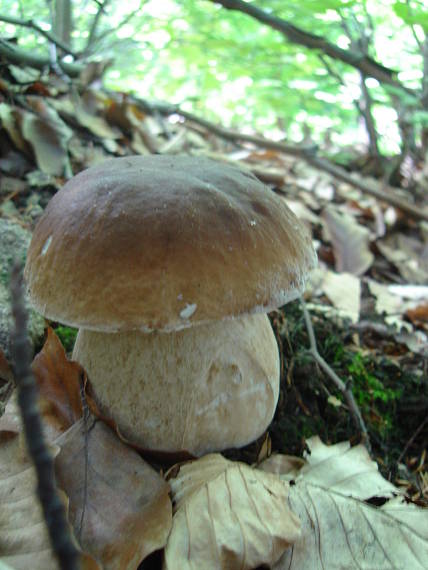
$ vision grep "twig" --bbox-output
[10,263,80,570]
[397,416,428,465]
[300,298,371,453]
[0,13,76,57]
[84,0,111,54]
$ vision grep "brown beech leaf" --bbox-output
[0,417,100,570]
[164,453,300,570]
[55,418,172,570]
[405,303,428,326]
[31,328,83,439]
[22,98,72,176]
[322,205,374,275]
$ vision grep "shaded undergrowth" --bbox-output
[269,300,427,483]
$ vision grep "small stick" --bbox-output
[300,298,371,454]
[10,263,80,570]
[397,416,428,466]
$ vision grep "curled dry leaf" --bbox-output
[0,407,99,570]
[287,436,397,499]
[164,453,300,570]
[55,418,172,570]
[322,205,374,276]
[31,328,83,440]
[259,437,428,569]
[22,98,72,176]
[321,270,361,323]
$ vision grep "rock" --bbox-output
[0,218,45,358]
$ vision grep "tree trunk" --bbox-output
[53,0,73,50]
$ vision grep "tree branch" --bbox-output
[359,75,380,157]
[135,98,428,222]
[300,299,371,453]
[209,0,411,92]
[0,38,83,76]
[10,263,80,570]
[83,1,146,55]
[84,0,111,54]
[0,13,76,57]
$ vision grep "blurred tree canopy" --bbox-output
[1,0,427,181]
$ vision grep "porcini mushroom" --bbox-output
[24,155,316,455]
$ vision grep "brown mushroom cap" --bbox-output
[24,155,316,332]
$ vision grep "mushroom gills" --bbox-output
[72,313,280,455]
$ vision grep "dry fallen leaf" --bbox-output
[405,303,428,326]
[1,330,172,570]
[259,437,428,569]
[0,104,29,154]
[55,418,172,570]
[0,404,99,570]
[31,328,83,440]
[164,453,300,570]
[322,205,374,275]
[322,269,361,323]
[22,99,72,176]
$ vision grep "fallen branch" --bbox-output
[300,298,371,454]
[10,263,80,570]
[136,98,428,222]
[306,156,427,222]
[0,38,83,76]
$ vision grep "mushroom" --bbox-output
[24,155,316,455]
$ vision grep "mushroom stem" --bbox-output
[73,314,280,456]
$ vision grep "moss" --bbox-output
[54,325,78,353]
[268,300,427,476]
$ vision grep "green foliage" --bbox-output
[393,0,428,33]
[0,0,425,153]
[54,325,78,353]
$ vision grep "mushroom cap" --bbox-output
[24,155,316,332]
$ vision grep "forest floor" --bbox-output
[0,64,427,508]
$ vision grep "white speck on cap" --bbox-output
[41,235,52,256]
[180,303,197,319]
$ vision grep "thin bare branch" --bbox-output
[209,0,411,93]
[405,0,424,50]
[134,97,428,222]
[10,263,80,570]
[84,1,146,55]
[359,75,380,157]
[300,299,371,453]
[0,12,76,57]
[84,0,111,54]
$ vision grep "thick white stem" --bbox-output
[73,314,280,455]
